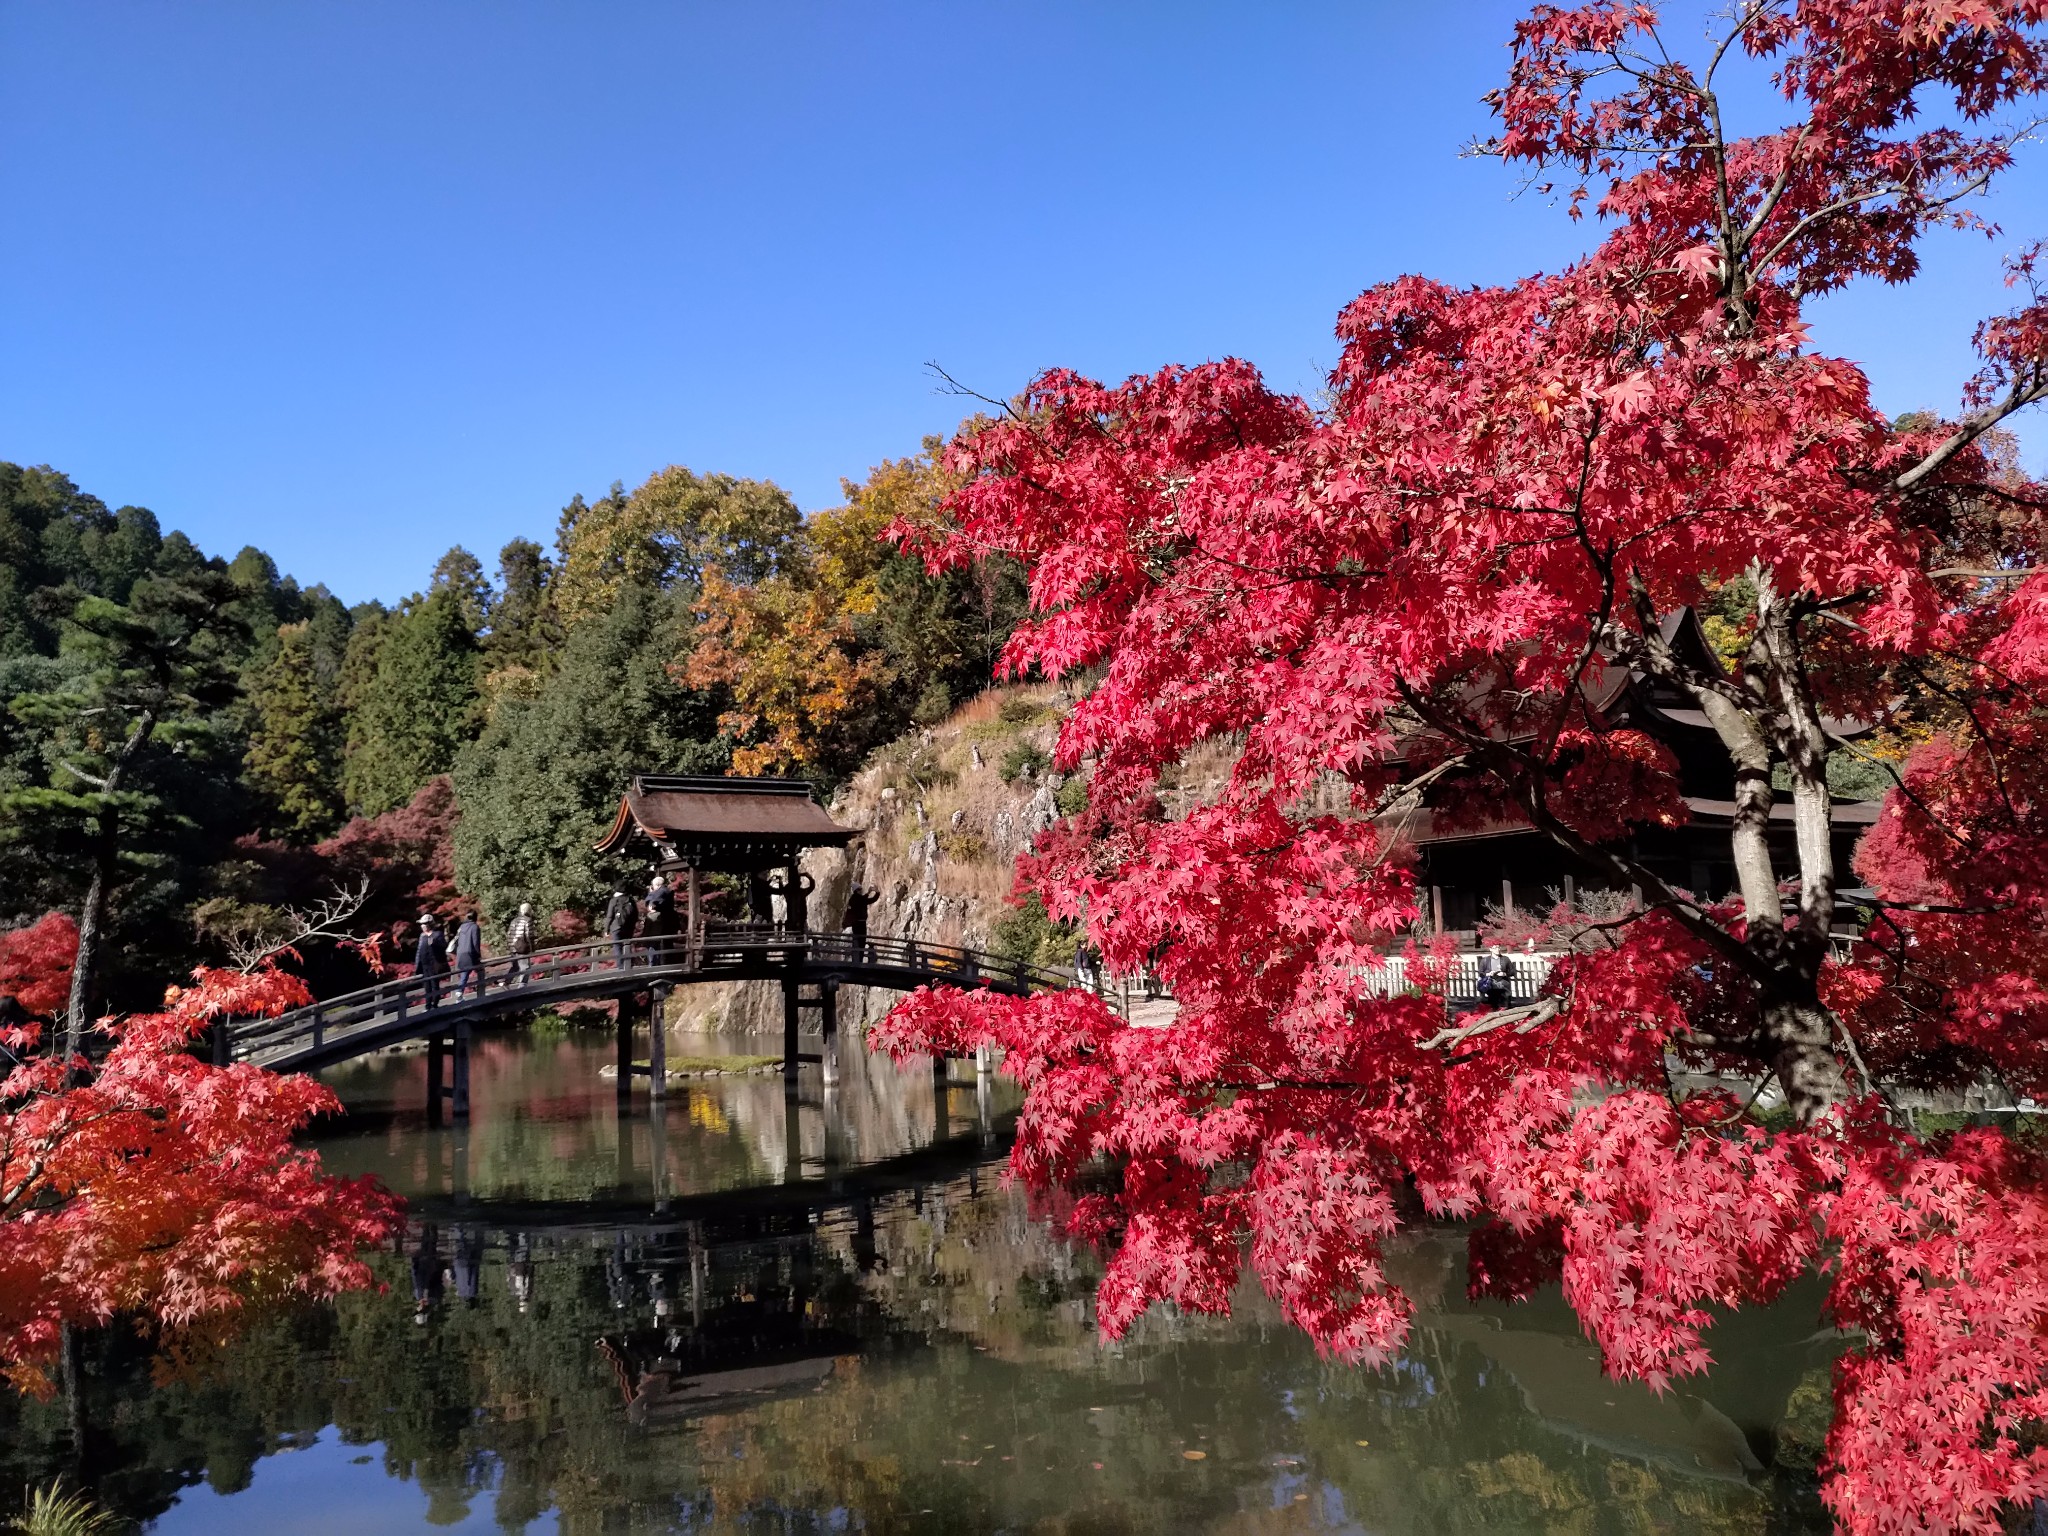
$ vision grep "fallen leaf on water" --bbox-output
[1091,1462,1103,1471]
[1181,1450,1207,1461]
[1355,1439,1370,1447]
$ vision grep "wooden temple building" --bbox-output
[593,774,856,947]
[1388,612,1884,938]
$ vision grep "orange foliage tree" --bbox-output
[0,918,400,1394]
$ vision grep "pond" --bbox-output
[0,1025,1838,1533]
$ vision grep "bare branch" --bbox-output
[1417,995,1566,1052]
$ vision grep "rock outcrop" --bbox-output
[667,687,1070,1037]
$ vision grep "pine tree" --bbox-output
[2,571,245,1058]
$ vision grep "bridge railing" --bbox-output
[224,928,1075,1067]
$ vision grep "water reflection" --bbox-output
[310,1031,1021,1206]
[0,1033,1836,1533]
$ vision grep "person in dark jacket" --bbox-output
[769,868,813,935]
[506,902,536,982]
[1475,942,1514,1008]
[845,885,878,961]
[644,874,678,961]
[451,912,486,1000]
[414,913,449,1010]
[604,887,639,969]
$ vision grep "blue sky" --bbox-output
[4,2,2043,606]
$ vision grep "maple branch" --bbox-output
[1896,367,2048,493]
[925,361,1025,423]
[1415,995,1565,1052]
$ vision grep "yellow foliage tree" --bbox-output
[552,465,801,631]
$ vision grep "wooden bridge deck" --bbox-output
[224,930,1072,1075]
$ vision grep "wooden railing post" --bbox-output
[311,1003,325,1053]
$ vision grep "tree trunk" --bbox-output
[61,847,111,1076]
[1763,991,1851,1123]
[62,711,151,1076]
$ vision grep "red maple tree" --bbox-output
[0,918,400,1395]
[879,4,2048,1529]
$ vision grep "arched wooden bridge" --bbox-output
[220,929,1072,1100]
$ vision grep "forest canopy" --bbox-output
[0,448,1022,1020]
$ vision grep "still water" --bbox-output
[1,1026,1838,1533]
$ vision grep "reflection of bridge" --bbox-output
[221,928,1070,1118]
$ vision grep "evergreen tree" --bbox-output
[340,587,481,817]
[451,582,725,925]
[245,620,347,842]
[428,546,492,633]
[2,571,246,1056]
[0,465,168,653]
[484,538,557,677]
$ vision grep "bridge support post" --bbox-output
[781,973,801,1084]
[427,1033,446,1127]
[783,1075,802,1184]
[819,981,839,1086]
[648,986,667,1100]
[615,1000,633,1106]
[451,1018,471,1122]
[933,1054,950,1139]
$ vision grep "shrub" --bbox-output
[1055,774,1089,818]
[936,829,989,863]
[998,695,1051,725]
[990,891,1076,973]
[1001,743,1051,782]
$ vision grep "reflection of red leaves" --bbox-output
[0,962,401,1395]
[1467,1217,1564,1304]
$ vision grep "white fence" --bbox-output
[1092,950,1561,1013]
[1355,950,1558,1004]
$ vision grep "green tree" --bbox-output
[2,572,245,1058]
[479,537,560,713]
[0,465,168,654]
[428,546,492,633]
[451,581,725,925]
[551,467,802,630]
[244,620,346,841]
[340,587,481,818]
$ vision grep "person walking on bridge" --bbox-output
[604,886,638,969]
[414,913,449,1011]
[644,873,678,962]
[845,884,878,963]
[451,911,486,1001]
[506,902,535,982]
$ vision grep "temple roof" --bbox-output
[594,775,854,870]
[1383,794,1883,848]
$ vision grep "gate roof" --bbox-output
[595,775,853,871]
